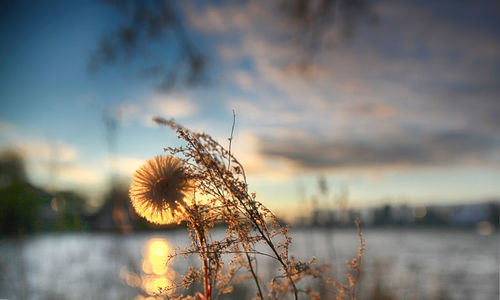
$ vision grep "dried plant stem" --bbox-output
[186,133,269,298]
[211,163,299,299]
[199,151,300,299]
[209,161,299,299]
[194,224,211,300]
[350,218,365,300]
[187,130,298,299]
[226,110,265,298]
[257,226,299,300]
[245,251,264,299]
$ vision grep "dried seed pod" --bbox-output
[130,155,192,224]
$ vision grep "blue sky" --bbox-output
[1,0,499,217]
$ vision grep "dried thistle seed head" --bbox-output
[130,155,192,224]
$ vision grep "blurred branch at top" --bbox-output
[280,0,373,63]
[88,0,205,90]
[88,0,373,91]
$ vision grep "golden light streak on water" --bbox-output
[133,295,164,300]
[141,238,175,295]
[122,237,176,297]
[150,239,169,256]
[143,238,171,276]
[142,276,172,296]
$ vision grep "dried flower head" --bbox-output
[129,155,192,224]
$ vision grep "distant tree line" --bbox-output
[0,152,180,235]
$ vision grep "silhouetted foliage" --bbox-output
[52,190,87,230]
[89,0,206,90]
[0,151,27,184]
[0,152,92,233]
[0,152,46,234]
[89,0,373,90]
[279,0,373,62]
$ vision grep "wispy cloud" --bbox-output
[0,122,147,189]
[56,165,105,186]
[186,0,500,174]
[115,101,140,125]
[0,119,106,187]
[150,93,197,119]
[259,130,500,170]
[17,140,78,164]
[111,93,199,128]
[0,122,79,167]
[113,156,144,177]
[230,130,297,181]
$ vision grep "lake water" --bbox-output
[0,228,498,300]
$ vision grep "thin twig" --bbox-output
[228,109,236,170]
[245,251,265,300]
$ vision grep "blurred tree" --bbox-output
[373,204,393,226]
[91,181,130,232]
[0,152,46,234]
[92,179,156,232]
[488,202,499,227]
[0,151,27,184]
[51,190,87,230]
[89,0,373,90]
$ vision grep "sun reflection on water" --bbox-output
[121,237,176,298]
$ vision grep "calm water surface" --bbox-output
[0,228,498,300]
